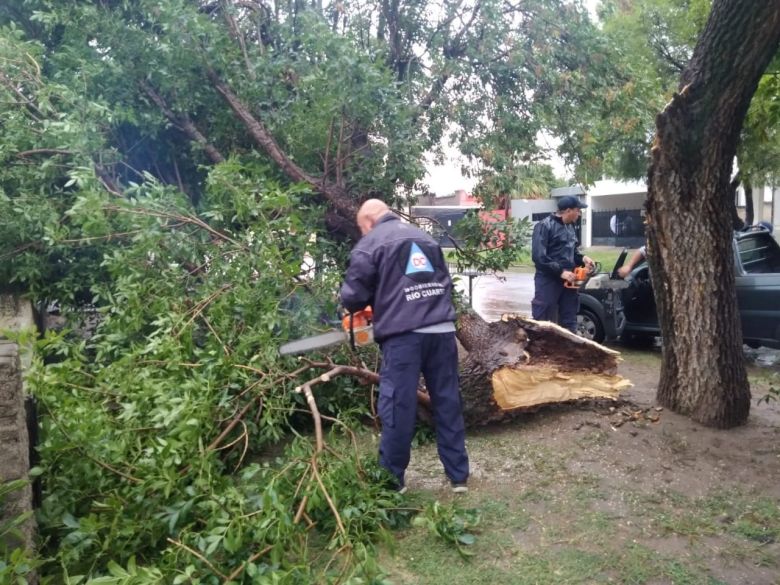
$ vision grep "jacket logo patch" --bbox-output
[405,243,434,274]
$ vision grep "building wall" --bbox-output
[773,187,780,235]
[510,199,557,221]
[416,189,473,207]
[587,192,645,211]
[513,179,780,248]
[411,206,479,247]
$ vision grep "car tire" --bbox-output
[577,308,605,343]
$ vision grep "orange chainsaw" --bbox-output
[279,307,374,355]
[563,264,598,289]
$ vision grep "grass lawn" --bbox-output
[368,345,780,585]
[446,246,634,274]
[376,417,780,585]
[508,247,631,274]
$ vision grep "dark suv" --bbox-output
[578,227,780,348]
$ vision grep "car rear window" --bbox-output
[737,234,780,273]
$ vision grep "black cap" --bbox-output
[557,195,588,210]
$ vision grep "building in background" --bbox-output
[584,180,646,248]
[510,186,585,245]
[420,180,779,252]
[411,189,506,248]
[511,179,779,250]
[411,189,480,247]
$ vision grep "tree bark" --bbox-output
[646,0,780,428]
[297,312,628,427]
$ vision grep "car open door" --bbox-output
[734,232,780,348]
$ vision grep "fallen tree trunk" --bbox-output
[448,311,630,426]
[291,311,630,429]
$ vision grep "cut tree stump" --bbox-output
[441,311,631,427]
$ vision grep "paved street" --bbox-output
[453,271,534,322]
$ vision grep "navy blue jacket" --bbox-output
[532,214,584,277]
[340,214,456,342]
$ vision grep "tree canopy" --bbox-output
[594,0,780,185]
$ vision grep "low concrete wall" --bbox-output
[0,341,36,552]
[0,295,37,556]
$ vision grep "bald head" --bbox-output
[357,199,390,235]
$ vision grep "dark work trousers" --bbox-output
[378,331,469,488]
[531,272,580,333]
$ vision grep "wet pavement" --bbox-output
[453,271,534,322]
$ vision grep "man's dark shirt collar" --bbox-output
[375,213,399,227]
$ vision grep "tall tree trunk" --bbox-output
[646,0,780,428]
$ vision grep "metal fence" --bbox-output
[591,208,644,247]
[446,262,485,307]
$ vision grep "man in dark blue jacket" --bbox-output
[531,196,594,333]
[340,199,469,493]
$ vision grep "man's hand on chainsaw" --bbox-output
[582,255,595,270]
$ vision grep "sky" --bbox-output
[424,148,478,196]
[424,133,569,197]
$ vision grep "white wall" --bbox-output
[511,178,780,248]
[587,193,645,211]
[510,199,557,220]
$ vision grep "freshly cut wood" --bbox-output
[443,311,631,427]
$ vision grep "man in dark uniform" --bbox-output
[340,199,469,493]
[531,195,594,333]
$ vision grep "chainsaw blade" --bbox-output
[279,330,349,355]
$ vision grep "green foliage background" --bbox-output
[12,169,416,582]
[0,2,502,578]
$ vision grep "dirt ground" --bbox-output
[391,346,780,585]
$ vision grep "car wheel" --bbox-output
[577,308,605,343]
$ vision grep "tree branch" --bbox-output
[15,148,73,157]
[220,0,257,80]
[414,1,481,118]
[140,80,226,164]
[205,68,359,235]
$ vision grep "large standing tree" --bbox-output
[646,0,780,427]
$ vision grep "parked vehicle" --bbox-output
[578,227,780,348]
[575,256,627,343]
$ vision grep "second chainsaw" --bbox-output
[563,263,600,289]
